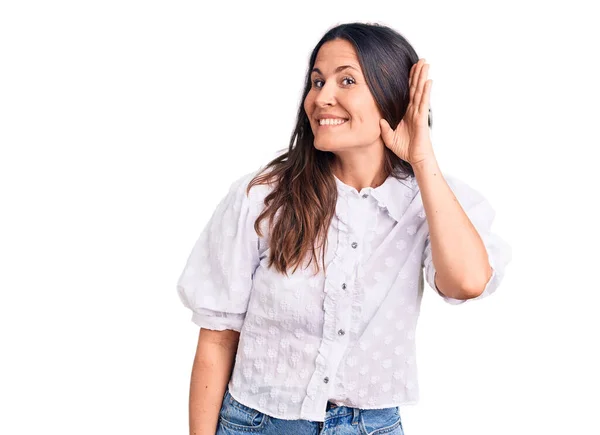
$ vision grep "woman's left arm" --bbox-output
[380,58,492,299]
[414,156,492,300]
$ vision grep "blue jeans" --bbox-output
[216,387,404,435]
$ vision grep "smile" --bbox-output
[318,119,349,127]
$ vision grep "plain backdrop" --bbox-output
[1,1,599,434]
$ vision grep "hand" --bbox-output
[380,58,435,166]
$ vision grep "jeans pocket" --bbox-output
[219,389,269,432]
[359,406,404,435]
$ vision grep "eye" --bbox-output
[312,78,324,88]
[341,76,355,86]
[311,76,356,88]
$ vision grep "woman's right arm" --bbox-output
[189,328,240,435]
[177,172,263,433]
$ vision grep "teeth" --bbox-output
[319,118,347,126]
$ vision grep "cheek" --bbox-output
[354,112,381,137]
[354,112,378,126]
[354,94,381,123]
[359,111,382,131]
[303,93,314,115]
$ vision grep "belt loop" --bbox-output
[352,407,360,425]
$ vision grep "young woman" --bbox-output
[177,22,512,435]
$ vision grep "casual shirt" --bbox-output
[176,168,512,422]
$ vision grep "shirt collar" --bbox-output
[334,173,418,222]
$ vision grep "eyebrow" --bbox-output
[311,65,360,75]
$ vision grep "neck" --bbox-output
[331,148,387,191]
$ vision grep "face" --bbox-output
[303,38,384,153]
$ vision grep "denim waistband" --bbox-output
[324,401,361,424]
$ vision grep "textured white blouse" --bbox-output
[176,168,512,422]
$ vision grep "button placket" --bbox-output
[304,192,355,421]
[338,205,364,346]
[339,281,350,343]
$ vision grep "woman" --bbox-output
[177,22,511,435]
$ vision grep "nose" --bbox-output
[314,81,336,107]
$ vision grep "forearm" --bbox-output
[414,156,492,298]
[189,328,240,435]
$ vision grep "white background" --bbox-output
[1,1,599,434]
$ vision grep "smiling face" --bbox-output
[303,38,384,153]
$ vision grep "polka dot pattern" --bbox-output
[176,169,512,422]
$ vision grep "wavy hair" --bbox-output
[246,22,431,276]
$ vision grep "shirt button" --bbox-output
[341,283,347,290]
[338,329,345,336]
[362,193,368,198]
[323,376,329,383]
[351,242,358,249]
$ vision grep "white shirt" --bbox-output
[176,168,512,422]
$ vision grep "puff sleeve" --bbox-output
[176,172,262,331]
[422,175,512,305]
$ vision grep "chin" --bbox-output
[313,140,341,152]
[313,134,347,150]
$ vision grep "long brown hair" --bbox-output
[247,22,431,276]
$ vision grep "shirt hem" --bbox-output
[227,383,419,422]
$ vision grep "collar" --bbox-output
[334,174,418,222]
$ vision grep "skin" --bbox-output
[303,38,389,191]
[303,38,492,299]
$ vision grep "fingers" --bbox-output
[419,79,432,116]
[409,59,425,102]
[412,59,428,111]
[409,59,430,115]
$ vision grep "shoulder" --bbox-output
[441,173,498,226]
[412,171,489,209]
[443,173,488,204]
[225,168,277,212]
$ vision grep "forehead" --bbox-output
[314,39,360,71]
